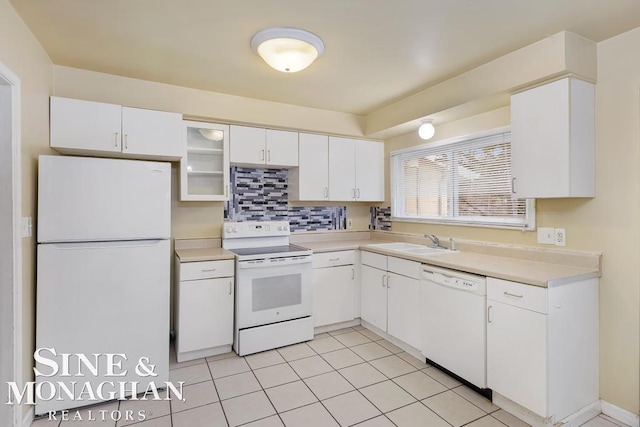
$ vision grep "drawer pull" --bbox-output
[381,275,386,287]
[504,291,524,298]
[487,305,493,323]
[329,258,340,261]
[201,268,217,272]
[229,281,232,295]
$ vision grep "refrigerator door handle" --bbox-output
[46,240,166,250]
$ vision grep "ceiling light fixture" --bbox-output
[251,27,325,73]
[418,120,435,140]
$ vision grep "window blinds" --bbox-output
[391,131,533,228]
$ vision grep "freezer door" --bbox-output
[38,155,171,243]
[35,240,170,415]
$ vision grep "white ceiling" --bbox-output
[10,0,640,115]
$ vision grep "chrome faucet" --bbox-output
[425,234,439,246]
[425,234,455,250]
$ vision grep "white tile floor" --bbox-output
[31,326,630,427]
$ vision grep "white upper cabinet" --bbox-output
[50,96,183,160]
[121,107,183,158]
[266,129,298,167]
[180,121,230,202]
[355,140,385,201]
[289,133,329,201]
[230,125,298,168]
[329,137,384,202]
[50,97,123,154]
[510,77,595,198]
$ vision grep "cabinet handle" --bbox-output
[487,305,493,323]
[268,150,271,162]
[511,177,516,194]
[503,291,524,298]
[386,275,390,289]
[261,149,265,161]
[115,132,119,148]
[352,188,356,199]
[329,257,340,261]
[201,268,217,272]
[352,268,355,280]
[229,281,232,295]
[324,187,328,198]
[225,185,228,197]
[381,275,386,287]
[357,188,361,199]
[124,134,128,150]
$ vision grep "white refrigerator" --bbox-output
[36,155,171,415]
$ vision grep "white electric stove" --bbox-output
[222,221,314,356]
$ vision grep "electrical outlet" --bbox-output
[346,218,353,229]
[555,228,566,246]
[537,227,555,244]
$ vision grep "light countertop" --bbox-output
[175,247,235,263]
[295,238,601,288]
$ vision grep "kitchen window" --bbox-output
[390,128,535,229]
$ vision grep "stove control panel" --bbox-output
[223,221,290,238]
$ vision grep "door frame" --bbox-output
[0,60,23,427]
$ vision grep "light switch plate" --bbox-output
[537,227,555,244]
[21,217,32,238]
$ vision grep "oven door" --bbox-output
[236,257,313,329]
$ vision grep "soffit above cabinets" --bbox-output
[10,0,640,116]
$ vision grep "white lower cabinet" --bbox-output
[486,277,599,422]
[312,251,356,327]
[175,258,234,362]
[360,251,421,350]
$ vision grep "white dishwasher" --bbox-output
[421,265,487,389]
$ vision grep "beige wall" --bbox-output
[0,0,53,419]
[386,28,640,414]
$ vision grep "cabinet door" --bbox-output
[266,129,298,167]
[178,278,234,354]
[355,140,384,201]
[230,125,266,165]
[50,96,122,153]
[360,265,387,331]
[296,133,329,200]
[328,137,356,201]
[387,272,421,349]
[487,300,548,417]
[180,121,230,201]
[313,265,356,327]
[121,107,183,159]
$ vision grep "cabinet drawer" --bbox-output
[387,256,420,279]
[487,278,547,314]
[361,251,387,270]
[180,260,234,281]
[313,251,356,268]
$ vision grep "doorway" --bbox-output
[0,62,22,427]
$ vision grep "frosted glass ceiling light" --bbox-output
[418,120,435,140]
[251,27,325,73]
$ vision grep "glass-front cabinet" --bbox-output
[180,121,230,201]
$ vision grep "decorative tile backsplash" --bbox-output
[289,206,347,232]
[224,167,347,232]
[370,206,392,231]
